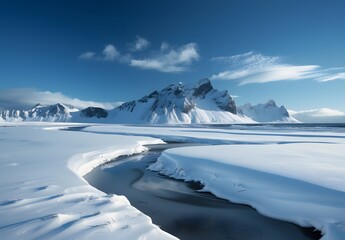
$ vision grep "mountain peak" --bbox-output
[32,103,44,109]
[196,78,211,86]
[193,78,213,98]
[265,99,277,107]
[110,78,241,124]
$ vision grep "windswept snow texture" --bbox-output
[109,78,252,124]
[238,100,298,122]
[0,123,175,240]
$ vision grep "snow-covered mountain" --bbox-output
[108,78,253,124]
[238,100,298,122]
[0,79,298,124]
[0,103,78,122]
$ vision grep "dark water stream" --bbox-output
[84,143,321,240]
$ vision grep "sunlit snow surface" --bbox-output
[1,122,345,239]
[0,123,174,240]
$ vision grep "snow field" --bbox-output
[0,124,176,240]
[1,122,345,239]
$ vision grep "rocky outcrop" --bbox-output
[80,107,108,118]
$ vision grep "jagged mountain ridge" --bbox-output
[108,78,250,124]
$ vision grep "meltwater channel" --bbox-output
[84,143,321,240]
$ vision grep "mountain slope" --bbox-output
[109,79,253,124]
[238,100,298,122]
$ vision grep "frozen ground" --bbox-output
[0,122,344,239]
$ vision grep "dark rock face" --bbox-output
[193,79,213,98]
[217,100,237,114]
[80,107,108,118]
[118,101,136,112]
[139,90,159,103]
[194,79,236,114]
[48,103,69,115]
[215,91,237,114]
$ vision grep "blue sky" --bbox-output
[1,0,345,112]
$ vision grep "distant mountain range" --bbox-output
[0,103,78,122]
[0,79,298,124]
[237,100,297,123]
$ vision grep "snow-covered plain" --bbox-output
[1,122,344,239]
[0,123,176,240]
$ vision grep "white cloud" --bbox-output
[102,44,119,61]
[211,51,345,85]
[288,108,345,123]
[316,72,345,82]
[211,51,279,69]
[130,43,199,73]
[0,88,121,110]
[129,36,150,51]
[130,59,184,73]
[211,64,320,85]
[79,51,96,60]
[79,44,119,61]
[79,38,199,73]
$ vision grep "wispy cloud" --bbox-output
[79,44,119,61]
[0,88,121,110]
[288,108,345,123]
[102,44,119,61]
[130,43,199,72]
[211,51,279,69]
[129,36,150,51]
[316,72,345,82]
[211,51,345,85]
[160,42,169,51]
[79,37,199,73]
[79,51,96,60]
